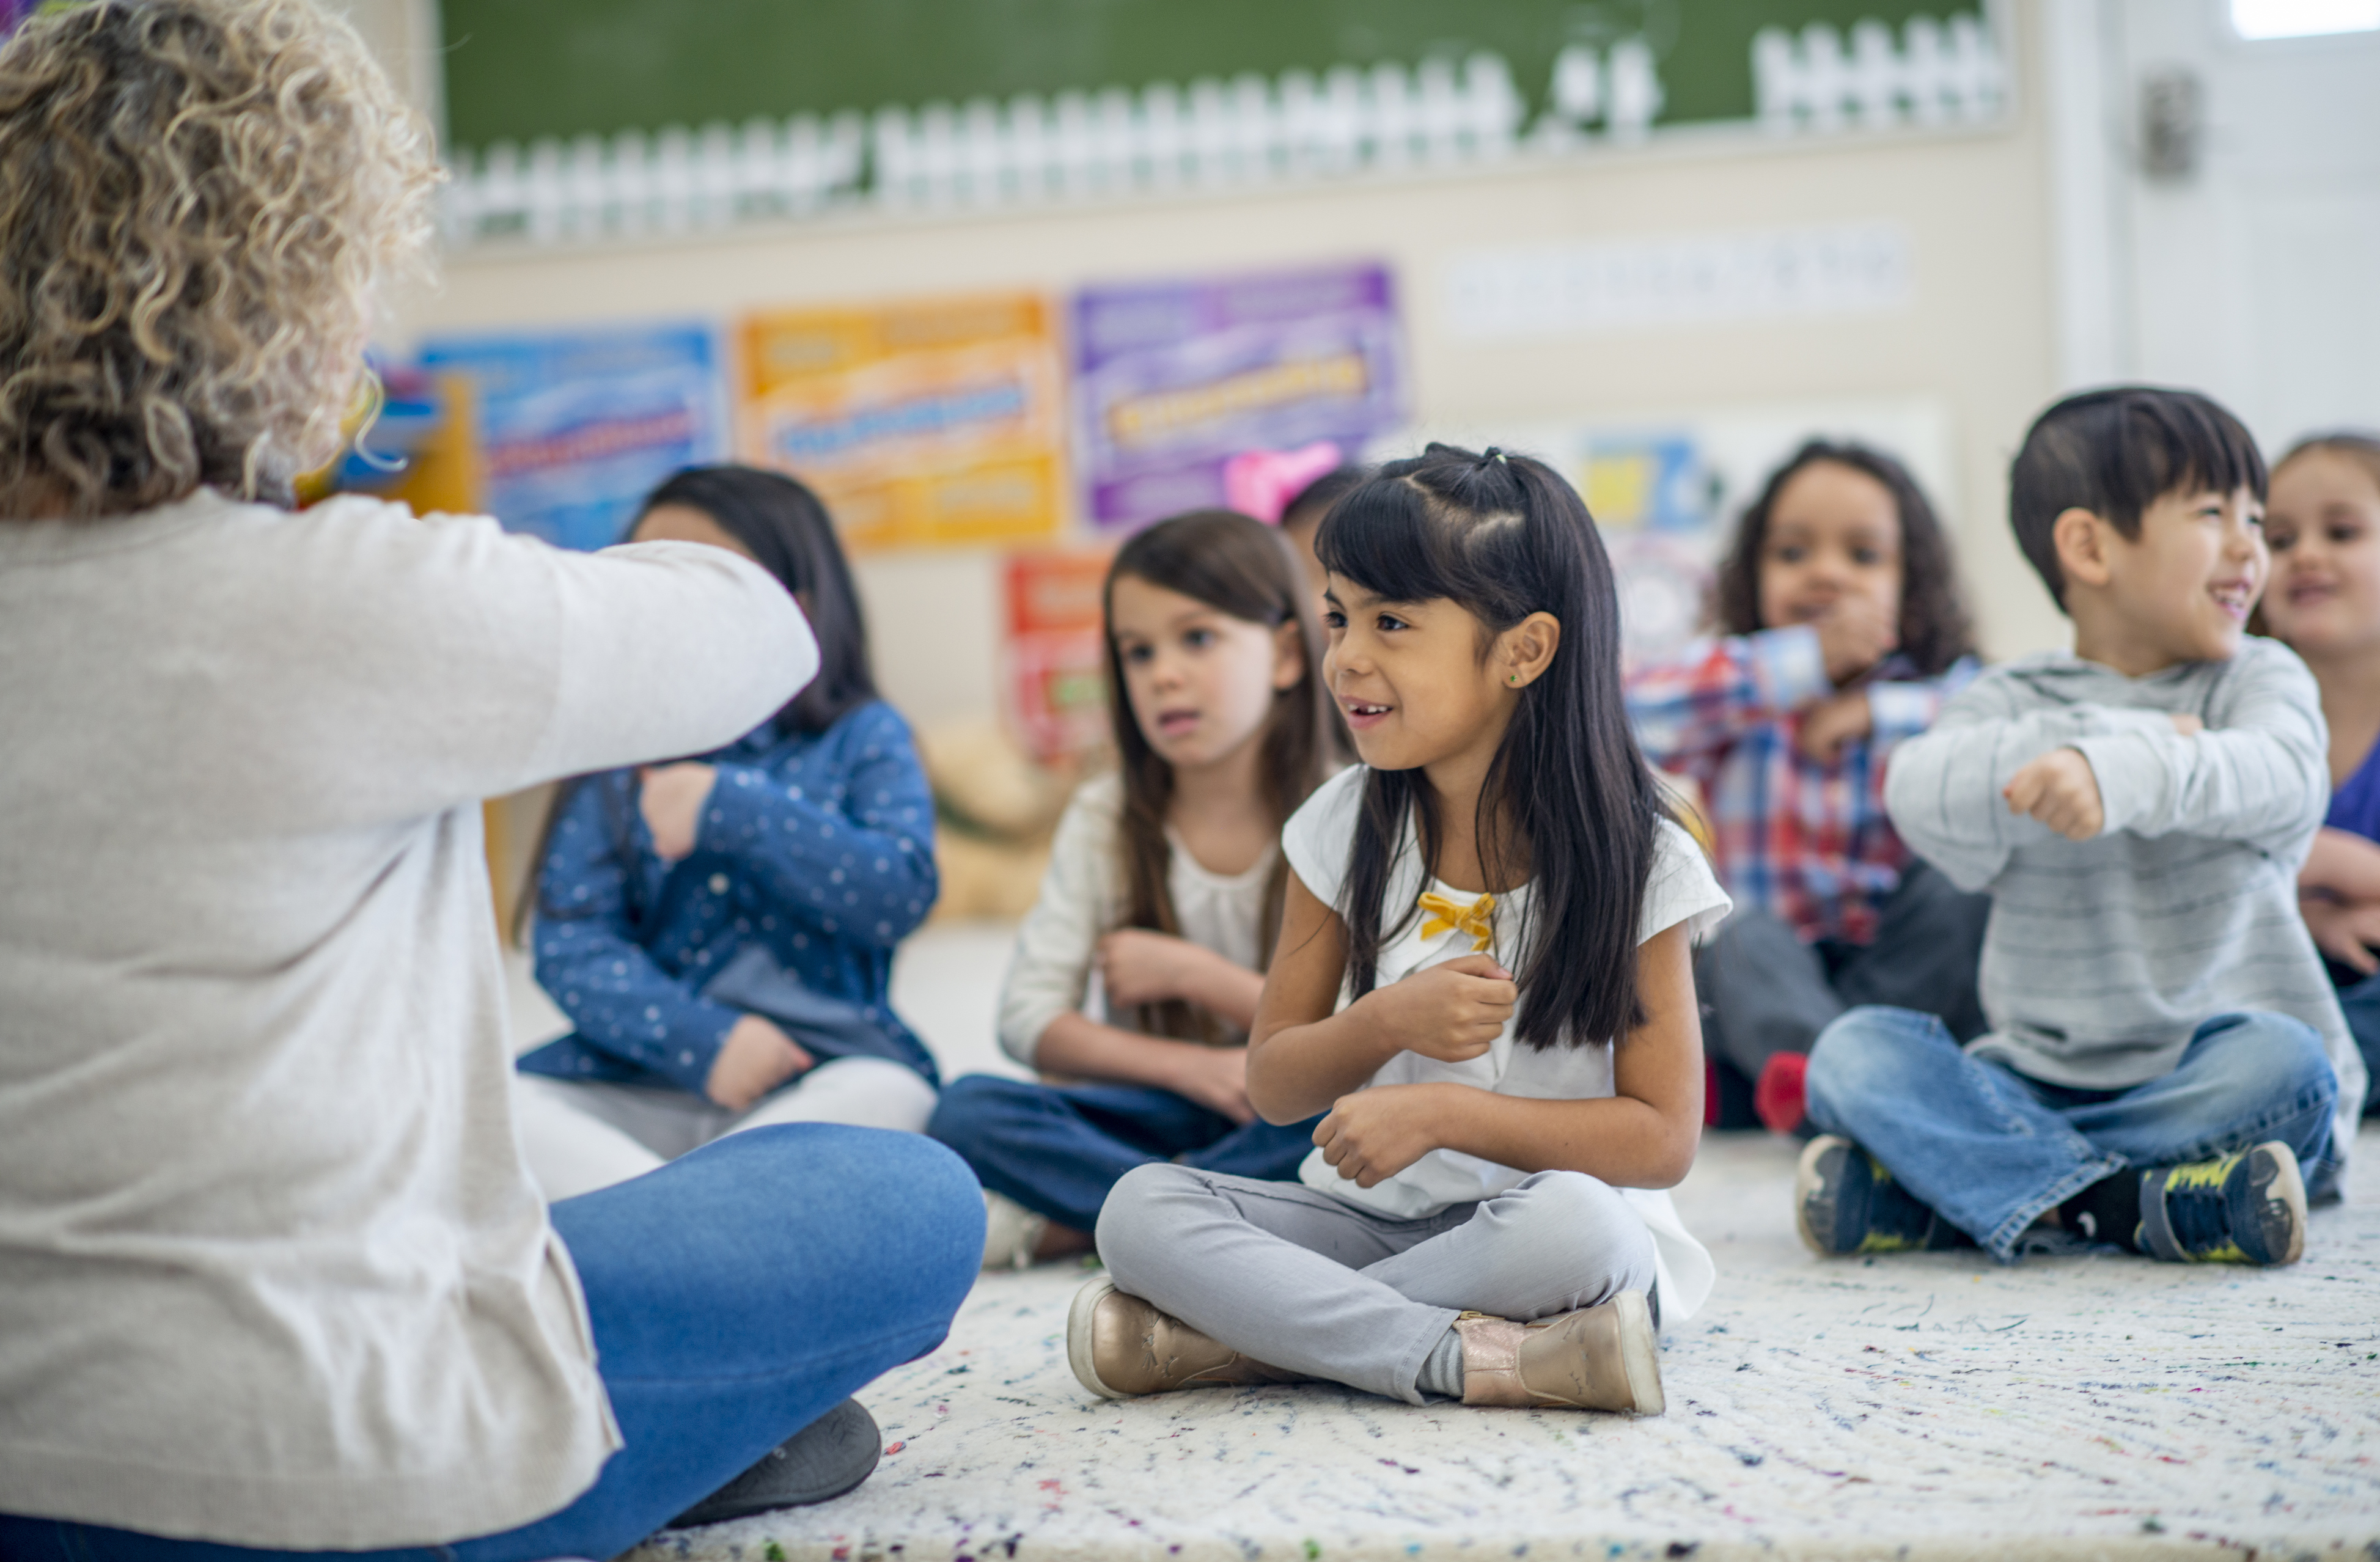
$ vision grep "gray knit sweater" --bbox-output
[1883,638,2365,1164]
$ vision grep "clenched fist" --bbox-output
[2004,747,2104,842]
[1350,953,1515,1064]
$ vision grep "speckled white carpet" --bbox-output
[626,1115,2380,1562]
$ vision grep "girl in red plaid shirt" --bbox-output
[1626,442,1984,1135]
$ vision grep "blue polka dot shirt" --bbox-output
[518,699,939,1095]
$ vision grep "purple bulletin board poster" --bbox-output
[1070,262,1408,530]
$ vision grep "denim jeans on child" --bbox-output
[0,1124,983,1562]
[929,1074,1324,1233]
[1805,1005,2340,1260]
[2323,964,2380,1117]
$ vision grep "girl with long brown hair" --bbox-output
[930,510,1337,1267]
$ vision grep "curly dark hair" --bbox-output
[1712,439,1975,676]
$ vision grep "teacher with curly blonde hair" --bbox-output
[0,3,981,1557]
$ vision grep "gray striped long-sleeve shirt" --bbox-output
[1884,638,2365,1165]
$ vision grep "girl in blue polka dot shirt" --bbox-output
[515,466,941,1198]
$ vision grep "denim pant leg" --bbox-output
[928,1074,1234,1232]
[2333,970,2380,1116]
[2048,1012,2340,1193]
[0,1125,984,1562]
[1179,1112,1329,1182]
[1805,1006,2125,1260]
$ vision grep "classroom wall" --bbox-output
[378,1,2068,728]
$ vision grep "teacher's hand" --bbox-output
[638,762,717,862]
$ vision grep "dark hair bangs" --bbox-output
[1313,470,1459,606]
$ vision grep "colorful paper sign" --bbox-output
[1004,550,1113,761]
[418,323,726,551]
[1071,262,1408,530]
[738,292,1066,551]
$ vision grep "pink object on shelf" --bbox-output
[1221,441,1344,525]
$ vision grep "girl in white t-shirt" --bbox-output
[1071,445,1731,1415]
[928,510,1338,1267]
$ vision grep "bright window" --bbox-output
[2230,0,2380,39]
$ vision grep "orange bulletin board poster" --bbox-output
[1005,549,1112,760]
[738,292,1067,551]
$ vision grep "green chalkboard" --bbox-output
[439,1,1984,153]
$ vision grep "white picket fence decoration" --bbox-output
[442,15,2002,249]
[1752,14,2005,134]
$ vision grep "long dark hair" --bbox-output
[1317,444,1669,1050]
[644,464,877,734]
[516,463,870,942]
[1713,439,1974,675]
[1103,509,1334,1040]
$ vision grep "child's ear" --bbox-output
[1499,611,1563,689]
[2052,507,2116,593]
[1271,618,1306,692]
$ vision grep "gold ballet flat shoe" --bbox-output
[1453,1290,1664,1415]
[1066,1275,1305,1399]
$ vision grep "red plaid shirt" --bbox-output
[1626,626,1977,945]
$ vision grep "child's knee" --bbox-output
[1093,1160,1200,1285]
[2210,1013,2338,1110]
[924,1073,1026,1153]
[1807,1005,1944,1110]
[1494,1172,1656,1302]
[1508,1174,1653,1265]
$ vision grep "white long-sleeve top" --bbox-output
[996,770,1277,1065]
[1883,640,2365,1165]
[0,490,816,1547]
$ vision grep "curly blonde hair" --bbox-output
[0,0,439,517]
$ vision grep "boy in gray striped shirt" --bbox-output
[1794,388,2363,1266]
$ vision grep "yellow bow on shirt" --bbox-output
[1416,890,1497,953]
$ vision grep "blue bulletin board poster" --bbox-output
[1071,262,1408,531]
[421,323,727,551]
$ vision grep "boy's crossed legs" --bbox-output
[1801,1005,2338,1263]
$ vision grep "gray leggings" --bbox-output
[1095,1164,1658,1405]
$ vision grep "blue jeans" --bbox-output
[2327,966,2380,1115]
[1805,1007,2340,1260]
[928,1074,1324,1233]
[0,1124,983,1561]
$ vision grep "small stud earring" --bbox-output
[1507,673,1519,685]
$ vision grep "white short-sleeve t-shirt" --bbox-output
[1279,764,1732,1324]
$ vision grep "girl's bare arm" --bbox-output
[1032,1012,1252,1124]
[1310,923,1705,1190]
[1247,869,1516,1124]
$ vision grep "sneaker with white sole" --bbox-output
[2138,1140,2307,1267]
[980,1190,1048,1271]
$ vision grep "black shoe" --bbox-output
[1794,1134,1959,1256]
[668,1398,882,1529]
[2137,1140,2307,1267]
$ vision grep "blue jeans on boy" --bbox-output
[930,1074,1325,1233]
[0,1124,984,1562]
[1805,1006,2339,1261]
